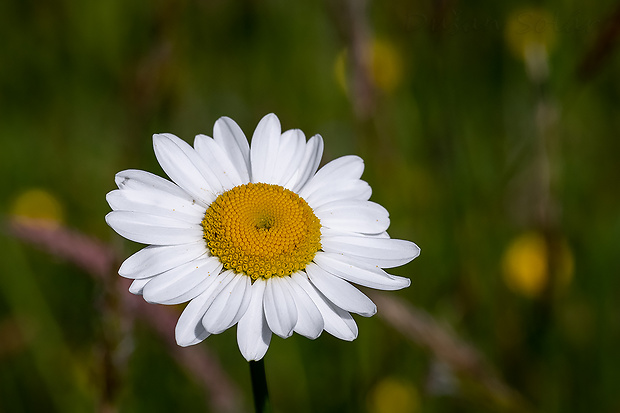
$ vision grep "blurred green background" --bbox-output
[2,0,620,412]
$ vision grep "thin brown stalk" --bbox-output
[371,291,532,412]
[7,218,244,413]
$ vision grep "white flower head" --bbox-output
[106,114,420,361]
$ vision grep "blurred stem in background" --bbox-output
[3,1,620,411]
[6,218,531,412]
[510,4,560,354]
[6,219,244,413]
[0,236,91,412]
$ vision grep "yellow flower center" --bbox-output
[202,183,322,280]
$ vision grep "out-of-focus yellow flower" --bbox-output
[505,8,556,81]
[370,39,403,93]
[368,377,420,413]
[501,231,574,298]
[334,49,349,94]
[10,188,65,228]
[505,8,557,60]
[333,38,404,95]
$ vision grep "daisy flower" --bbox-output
[105,113,420,361]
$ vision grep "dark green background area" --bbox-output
[2,1,620,412]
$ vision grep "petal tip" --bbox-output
[153,133,182,147]
[104,211,114,227]
[341,330,358,341]
[395,276,412,290]
[242,352,265,362]
[175,337,191,347]
[362,304,378,318]
[152,133,165,144]
[411,243,421,259]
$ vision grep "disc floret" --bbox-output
[202,183,322,280]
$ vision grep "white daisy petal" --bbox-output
[142,257,222,305]
[315,200,390,234]
[314,252,411,290]
[270,129,307,186]
[175,290,213,346]
[319,227,353,238]
[213,116,251,182]
[306,263,376,317]
[115,169,193,201]
[176,274,234,347]
[106,189,205,224]
[153,133,221,206]
[285,273,324,339]
[177,322,210,347]
[237,279,272,361]
[250,113,282,183]
[107,113,420,360]
[321,235,420,268]
[298,155,365,197]
[320,228,392,240]
[119,242,207,279]
[194,134,245,189]
[202,271,251,334]
[128,278,150,295]
[263,276,298,338]
[292,272,358,341]
[285,134,324,192]
[304,179,372,210]
[106,211,204,245]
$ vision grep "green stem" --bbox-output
[249,359,272,413]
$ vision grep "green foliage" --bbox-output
[2,1,620,412]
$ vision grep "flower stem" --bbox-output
[249,359,272,413]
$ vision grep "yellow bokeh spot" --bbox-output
[10,188,65,228]
[370,39,404,93]
[333,38,404,95]
[334,49,349,94]
[368,377,420,413]
[202,183,322,280]
[501,231,574,298]
[505,8,557,60]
